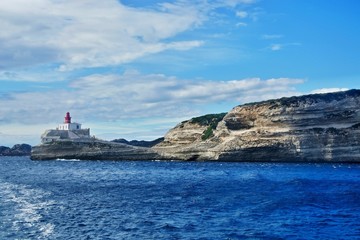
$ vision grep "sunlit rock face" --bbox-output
[154,89,360,162]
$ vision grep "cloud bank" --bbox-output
[0,71,304,124]
[310,88,349,94]
[0,0,256,72]
[0,0,206,71]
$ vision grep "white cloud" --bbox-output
[0,1,203,70]
[0,0,256,72]
[262,34,283,39]
[0,72,303,145]
[270,44,282,51]
[0,66,69,82]
[310,88,349,94]
[236,22,248,27]
[267,42,301,51]
[236,11,248,18]
[224,0,256,6]
[0,71,304,125]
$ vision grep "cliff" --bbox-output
[31,89,360,162]
[153,89,360,162]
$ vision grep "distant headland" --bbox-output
[31,89,360,162]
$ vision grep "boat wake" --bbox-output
[0,181,56,239]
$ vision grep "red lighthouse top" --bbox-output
[64,112,71,123]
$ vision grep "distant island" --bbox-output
[31,89,360,162]
[0,144,32,156]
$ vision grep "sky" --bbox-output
[0,0,359,146]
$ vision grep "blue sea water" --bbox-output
[0,157,360,239]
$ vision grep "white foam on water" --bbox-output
[56,158,81,161]
[39,223,55,237]
[0,181,56,238]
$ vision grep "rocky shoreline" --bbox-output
[31,89,360,162]
[31,139,160,161]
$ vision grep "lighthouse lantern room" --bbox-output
[64,112,71,123]
[58,112,82,130]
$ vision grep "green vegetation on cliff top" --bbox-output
[189,113,227,141]
[190,113,227,126]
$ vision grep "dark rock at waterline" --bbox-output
[31,140,160,160]
[0,144,32,156]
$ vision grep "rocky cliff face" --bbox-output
[154,89,360,162]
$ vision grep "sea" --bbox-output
[0,157,360,240]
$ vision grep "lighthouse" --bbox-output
[41,112,90,143]
[58,112,82,130]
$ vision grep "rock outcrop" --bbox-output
[153,89,360,162]
[31,139,160,160]
[0,144,32,156]
[111,137,164,148]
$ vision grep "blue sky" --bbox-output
[0,0,359,146]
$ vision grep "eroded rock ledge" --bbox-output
[31,140,160,160]
[32,89,360,162]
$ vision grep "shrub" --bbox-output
[202,126,214,140]
[189,113,227,141]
